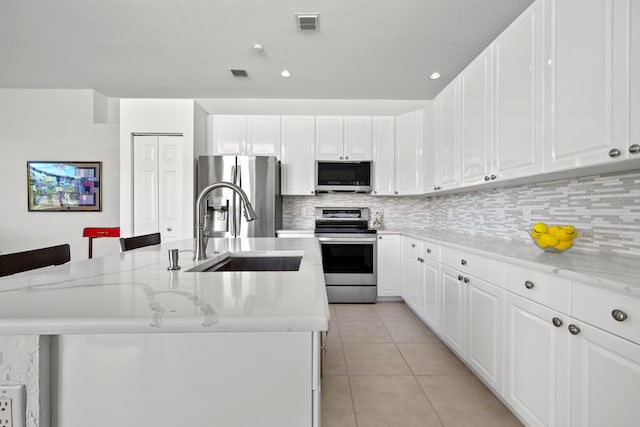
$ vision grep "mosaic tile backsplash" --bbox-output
[283,170,640,257]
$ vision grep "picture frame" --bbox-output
[27,161,102,212]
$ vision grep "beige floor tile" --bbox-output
[417,375,523,427]
[334,304,381,321]
[321,376,358,427]
[326,321,341,342]
[383,318,441,343]
[323,341,348,375]
[397,342,471,376]
[343,343,412,375]
[339,319,393,343]
[374,301,417,320]
[350,376,443,427]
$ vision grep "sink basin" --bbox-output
[187,251,303,272]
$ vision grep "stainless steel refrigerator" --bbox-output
[197,155,282,238]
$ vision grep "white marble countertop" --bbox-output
[0,237,329,335]
[378,229,640,299]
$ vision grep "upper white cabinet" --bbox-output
[459,46,494,187]
[435,82,460,191]
[371,116,397,195]
[315,116,372,161]
[493,0,544,180]
[210,115,281,158]
[544,0,632,170]
[630,0,640,159]
[281,116,316,196]
[395,110,425,195]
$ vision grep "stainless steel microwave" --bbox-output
[315,161,372,193]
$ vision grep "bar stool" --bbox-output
[0,244,71,277]
[119,232,162,252]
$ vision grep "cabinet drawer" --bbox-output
[404,237,423,260]
[573,283,640,345]
[441,247,504,286]
[422,241,441,262]
[504,263,571,315]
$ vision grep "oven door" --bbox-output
[317,236,377,286]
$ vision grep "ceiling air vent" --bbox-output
[230,69,248,77]
[296,14,319,31]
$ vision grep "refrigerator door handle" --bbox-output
[230,165,237,237]
[236,164,242,236]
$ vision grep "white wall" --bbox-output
[0,89,120,260]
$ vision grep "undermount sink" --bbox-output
[187,251,303,272]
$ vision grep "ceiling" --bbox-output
[0,0,534,100]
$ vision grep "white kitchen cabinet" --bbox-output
[401,237,423,312]
[631,0,640,159]
[377,234,401,297]
[569,320,640,427]
[421,258,440,331]
[315,116,372,161]
[211,115,281,157]
[395,110,424,195]
[371,116,396,195]
[504,292,570,427]
[544,0,632,170]
[493,0,544,180]
[281,116,316,196]
[435,82,459,191]
[440,266,466,356]
[459,46,493,187]
[133,135,184,241]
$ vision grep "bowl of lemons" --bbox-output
[530,222,578,253]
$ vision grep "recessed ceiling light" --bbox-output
[281,70,291,78]
[429,72,441,80]
[253,43,264,52]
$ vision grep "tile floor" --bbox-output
[321,302,523,427]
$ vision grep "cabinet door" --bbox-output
[544,0,631,170]
[315,116,344,160]
[343,116,372,160]
[371,116,396,195]
[406,257,423,313]
[437,82,460,190]
[377,234,402,297]
[440,266,466,356]
[460,47,493,187]
[246,115,281,157]
[395,110,424,195]
[493,1,544,180]
[158,136,184,241]
[212,115,246,155]
[570,320,640,427]
[631,0,640,159]
[466,276,503,393]
[422,259,440,331]
[281,116,316,196]
[504,292,570,427]
[133,136,159,236]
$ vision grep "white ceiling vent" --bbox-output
[296,14,319,31]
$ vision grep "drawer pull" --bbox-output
[426,248,431,254]
[463,277,470,283]
[461,259,467,266]
[611,309,628,322]
[552,317,563,328]
[609,148,621,158]
[630,144,640,154]
[568,324,581,335]
[411,244,416,248]
[457,275,463,281]
[524,280,534,289]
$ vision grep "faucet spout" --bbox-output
[195,181,258,260]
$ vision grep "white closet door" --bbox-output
[158,136,184,241]
[133,136,159,236]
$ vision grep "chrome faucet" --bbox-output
[194,181,258,260]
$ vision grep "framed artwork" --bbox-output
[27,161,102,212]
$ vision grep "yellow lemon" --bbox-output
[547,225,561,236]
[554,240,573,251]
[557,226,578,241]
[531,222,548,238]
[538,233,559,248]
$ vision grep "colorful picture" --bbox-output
[27,161,102,212]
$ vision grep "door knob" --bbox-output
[524,281,534,289]
[611,309,628,322]
[568,324,581,335]
[629,144,640,154]
[609,148,621,158]
[552,317,563,327]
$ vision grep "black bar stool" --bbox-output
[119,232,161,252]
[0,244,71,277]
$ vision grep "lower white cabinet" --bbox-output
[421,258,440,330]
[504,292,570,427]
[440,266,466,356]
[569,320,640,427]
[377,234,401,297]
[401,237,423,312]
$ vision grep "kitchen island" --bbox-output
[0,237,329,427]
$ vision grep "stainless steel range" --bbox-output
[314,207,377,303]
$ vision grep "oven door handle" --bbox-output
[317,237,377,243]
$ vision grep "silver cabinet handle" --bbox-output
[629,144,640,154]
[426,248,431,254]
[418,257,424,263]
[311,190,315,194]
[568,324,581,335]
[490,174,496,180]
[461,259,467,265]
[373,190,377,194]
[457,275,463,281]
[609,148,621,158]
[484,176,490,181]
[524,280,534,289]
[339,156,343,160]
[378,236,382,240]
[611,309,628,322]
[552,317,563,327]
[463,277,470,283]
[345,156,349,160]
[411,244,416,248]
[394,191,398,194]
[167,227,172,232]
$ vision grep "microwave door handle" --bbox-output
[317,237,377,243]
